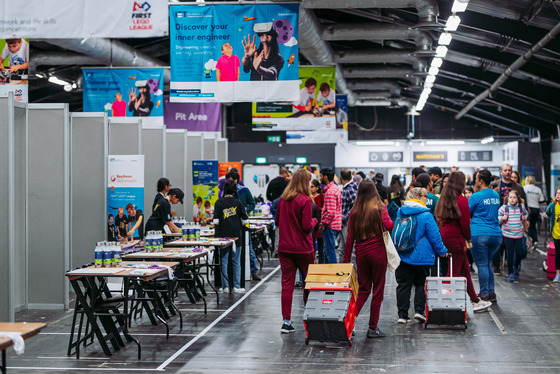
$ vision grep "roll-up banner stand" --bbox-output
[83,68,164,129]
[107,155,145,241]
[170,3,299,103]
[0,0,168,38]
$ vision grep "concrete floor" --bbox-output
[6,246,560,373]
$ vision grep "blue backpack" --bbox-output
[391,213,424,254]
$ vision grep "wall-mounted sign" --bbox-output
[458,150,492,162]
[369,152,403,163]
[413,151,448,162]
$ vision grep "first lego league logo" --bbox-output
[130,1,153,31]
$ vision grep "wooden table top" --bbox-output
[123,250,209,262]
[0,322,46,351]
[65,262,179,281]
[165,238,235,248]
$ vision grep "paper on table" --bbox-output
[0,332,24,354]
[67,268,127,275]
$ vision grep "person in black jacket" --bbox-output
[214,180,249,293]
[266,167,290,202]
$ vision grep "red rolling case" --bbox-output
[547,242,556,280]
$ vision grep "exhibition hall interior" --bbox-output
[1,0,560,372]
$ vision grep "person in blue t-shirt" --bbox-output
[469,169,502,303]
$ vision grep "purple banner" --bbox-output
[163,96,221,131]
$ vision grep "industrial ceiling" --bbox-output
[29,0,560,140]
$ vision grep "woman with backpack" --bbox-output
[498,190,529,282]
[435,172,492,312]
[343,179,394,338]
[394,187,448,324]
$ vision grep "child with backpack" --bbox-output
[498,190,529,282]
[393,187,448,324]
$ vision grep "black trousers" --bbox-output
[395,262,430,318]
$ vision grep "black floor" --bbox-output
[6,246,560,373]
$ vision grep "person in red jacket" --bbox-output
[343,179,394,338]
[275,169,318,334]
[434,172,492,313]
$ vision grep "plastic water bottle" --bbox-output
[102,242,112,267]
[195,222,200,240]
[157,231,164,251]
[113,242,122,266]
[145,231,153,252]
[172,216,179,227]
[94,242,103,267]
[182,223,188,239]
[179,216,187,228]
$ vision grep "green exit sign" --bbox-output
[267,136,281,143]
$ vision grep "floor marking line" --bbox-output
[7,367,158,372]
[40,332,198,337]
[156,265,281,371]
[488,307,507,334]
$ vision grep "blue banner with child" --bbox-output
[83,68,164,128]
[169,3,299,103]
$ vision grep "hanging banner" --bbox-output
[193,160,219,220]
[163,96,221,132]
[169,3,299,103]
[0,38,29,102]
[107,155,145,241]
[336,94,349,130]
[286,130,348,144]
[83,68,164,128]
[0,0,168,38]
[219,162,243,179]
[252,66,337,131]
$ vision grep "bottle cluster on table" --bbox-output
[250,202,271,216]
[94,241,122,267]
[173,216,201,241]
[145,231,163,252]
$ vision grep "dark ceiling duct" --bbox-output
[334,50,428,74]
[31,52,105,67]
[342,66,415,79]
[354,90,394,99]
[302,0,441,28]
[347,79,402,96]
[322,23,433,52]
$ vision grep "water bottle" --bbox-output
[102,242,112,267]
[172,216,179,227]
[113,242,122,266]
[157,231,164,251]
[147,231,154,252]
[182,223,188,239]
[180,216,187,228]
[195,222,200,240]
[94,242,103,267]
[189,222,195,241]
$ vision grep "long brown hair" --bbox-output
[349,179,383,242]
[435,171,466,221]
[281,169,311,201]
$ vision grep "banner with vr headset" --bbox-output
[107,155,145,241]
[0,0,168,38]
[169,3,299,103]
[83,68,164,128]
[252,66,339,131]
[0,38,29,102]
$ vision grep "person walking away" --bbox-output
[275,170,318,333]
[388,175,406,207]
[343,179,394,338]
[546,187,560,282]
[395,187,448,323]
[524,176,545,250]
[469,170,502,302]
[428,167,443,195]
[266,167,289,202]
[310,179,325,263]
[318,168,342,264]
[340,170,358,260]
[214,180,249,294]
[435,172,492,312]
[498,190,529,282]
[374,173,389,204]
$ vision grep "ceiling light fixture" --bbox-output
[438,32,453,46]
[435,45,448,58]
[426,140,466,145]
[428,66,439,76]
[431,57,443,68]
[445,15,461,31]
[48,76,70,86]
[481,136,494,144]
[451,0,470,13]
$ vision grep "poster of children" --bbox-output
[252,66,337,131]
[0,38,29,102]
[82,68,164,128]
[170,3,299,103]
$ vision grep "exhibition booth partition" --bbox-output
[0,95,228,321]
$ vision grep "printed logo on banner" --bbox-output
[130,1,153,31]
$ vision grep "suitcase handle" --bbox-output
[437,253,452,277]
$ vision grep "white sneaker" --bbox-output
[397,318,410,324]
[553,274,560,283]
[414,313,426,323]
[473,299,492,312]
[218,287,229,293]
[233,287,246,294]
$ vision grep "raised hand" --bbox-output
[128,88,137,101]
[253,50,264,71]
[242,34,256,57]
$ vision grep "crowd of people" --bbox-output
[262,163,556,337]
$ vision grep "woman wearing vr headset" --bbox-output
[241,22,284,81]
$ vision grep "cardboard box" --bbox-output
[305,264,358,296]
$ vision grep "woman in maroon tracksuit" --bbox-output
[343,179,394,338]
[434,172,491,312]
[275,169,318,334]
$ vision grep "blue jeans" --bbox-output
[249,236,258,276]
[471,235,501,296]
[221,239,242,289]
[323,227,340,264]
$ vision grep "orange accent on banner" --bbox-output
[219,162,243,179]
